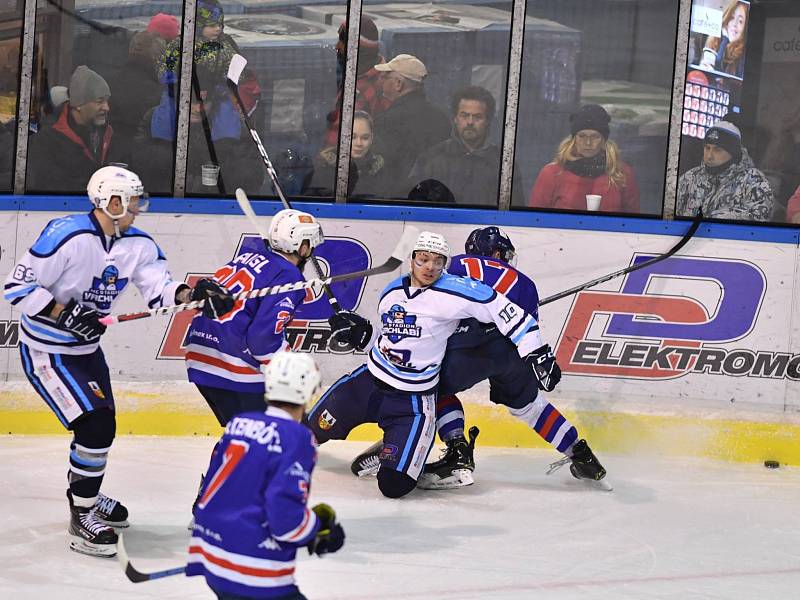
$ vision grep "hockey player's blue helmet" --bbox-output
[465,226,516,265]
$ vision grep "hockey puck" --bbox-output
[764,460,780,469]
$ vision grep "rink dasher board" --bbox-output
[1,210,799,465]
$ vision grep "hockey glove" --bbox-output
[191,278,235,319]
[55,299,106,342]
[307,503,345,556]
[527,344,562,392]
[328,310,374,351]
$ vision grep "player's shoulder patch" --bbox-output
[30,214,95,257]
[434,273,494,301]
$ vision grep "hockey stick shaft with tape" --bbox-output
[99,225,419,326]
[226,55,344,314]
[539,210,703,307]
[117,532,186,583]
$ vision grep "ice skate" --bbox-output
[68,491,118,557]
[93,492,129,528]
[350,440,383,477]
[417,426,479,490]
[546,439,612,491]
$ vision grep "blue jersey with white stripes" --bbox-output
[187,406,320,598]
[368,272,543,392]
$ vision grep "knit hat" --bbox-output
[705,121,742,161]
[570,104,611,139]
[338,16,380,49]
[68,66,110,107]
[197,0,224,27]
[147,13,179,40]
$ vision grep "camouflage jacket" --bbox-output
[676,152,774,221]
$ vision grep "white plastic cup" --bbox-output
[586,194,602,211]
[201,163,220,186]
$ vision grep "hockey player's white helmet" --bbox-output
[264,351,322,406]
[87,165,147,221]
[268,209,324,255]
[413,231,450,262]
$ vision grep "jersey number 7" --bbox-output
[459,257,518,294]
[196,439,250,510]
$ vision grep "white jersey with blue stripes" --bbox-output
[368,272,543,392]
[4,212,182,355]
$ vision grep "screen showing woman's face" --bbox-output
[726,5,747,43]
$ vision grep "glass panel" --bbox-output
[0,0,22,192]
[303,3,512,206]
[180,0,343,198]
[25,1,181,194]
[516,0,679,215]
[678,0,791,225]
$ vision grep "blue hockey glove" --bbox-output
[192,278,235,319]
[328,310,373,351]
[527,344,561,392]
[55,299,106,342]
[307,503,345,556]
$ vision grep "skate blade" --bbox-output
[356,465,379,477]
[417,468,474,490]
[582,478,614,492]
[69,536,117,557]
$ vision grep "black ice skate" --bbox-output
[546,439,612,491]
[350,440,383,477]
[93,493,129,528]
[417,426,479,490]
[68,491,118,557]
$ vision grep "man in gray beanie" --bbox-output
[676,120,774,221]
[27,65,124,192]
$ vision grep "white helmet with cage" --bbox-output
[264,351,322,406]
[87,165,147,222]
[413,231,450,259]
[268,209,324,255]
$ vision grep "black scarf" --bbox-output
[564,152,607,178]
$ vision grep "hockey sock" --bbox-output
[508,395,578,454]
[436,394,465,442]
[69,409,116,503]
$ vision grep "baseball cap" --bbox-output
[375,54,427,82]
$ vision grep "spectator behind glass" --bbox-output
[371,54,450,190]
[529,104,640,213]
[323,17,390,148]
[27,66,124,192]
[307,111,388,198]
[677,121,773,221]
[106,30,167,154]
[408,85,508,206]
[698,1,748,79]
[146,13,179,41]
[785,185,800,224]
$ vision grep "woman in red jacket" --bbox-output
[529,104,640,213]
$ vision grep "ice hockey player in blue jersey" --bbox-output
[184,208,324,426]
[306,230,547,498]
[188,351,345,600]
[3,166,233,557]
[350,226,606,489]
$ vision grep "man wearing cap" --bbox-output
[28,65,124,193]
[677,121,774,221]
[371,54,450,187]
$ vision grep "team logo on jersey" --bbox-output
[318,409,337,430]
[285,461,310,480]
[555,255,800,380]
[84,266,128,311]
[379,443,398,463]
[381,304,421,343]
[88,381,105,399]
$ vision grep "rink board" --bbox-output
[1,202,799,464]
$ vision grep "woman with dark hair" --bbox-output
[529,104,640,213]
[699,0,748,78]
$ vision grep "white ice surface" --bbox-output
[1,436,799,600]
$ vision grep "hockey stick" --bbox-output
[539,210,703,307]
[99,225,419,325]
[117,532,186,583]
[226,55,345,315]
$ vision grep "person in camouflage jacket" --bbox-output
[677,121,773,221]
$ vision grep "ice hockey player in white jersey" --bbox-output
[306,231,549,498]
[188,351,345,600]
[3,165,233,557]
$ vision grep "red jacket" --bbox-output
[529,162,640,213]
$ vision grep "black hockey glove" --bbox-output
[328,310,374,351]
[307,503,345,557]
[191,278,235,319]
[55,299,106,342]
[527,344,562,392]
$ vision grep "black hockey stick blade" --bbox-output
[117,532,186,583]
[539,209,703,307]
